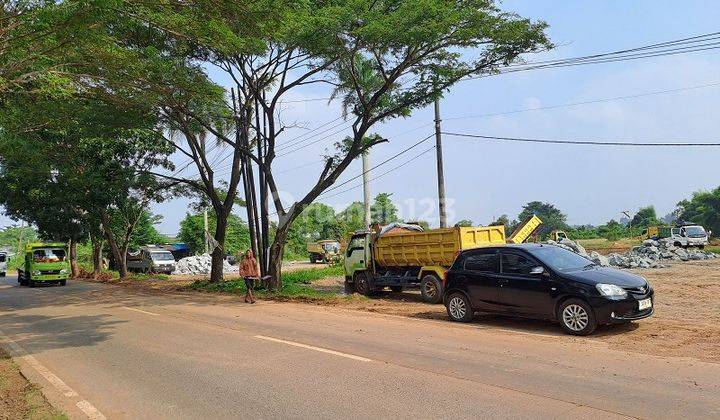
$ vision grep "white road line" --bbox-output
[122,306,160,316]
[0,328,106,420]
[254,335,372,362]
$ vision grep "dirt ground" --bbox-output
[84,259,720,364]
[0,349,65,420]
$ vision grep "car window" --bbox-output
[463,252,499,273]
[501,252,536,275]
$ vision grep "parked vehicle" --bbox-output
[657,225,710,248]
[307,240,341,263]
[17,243,69,287]
[127,246,176,273]
[0,251,7,277]
[344,217,541,303]
[443,243,654,335]
[549,230,569,242]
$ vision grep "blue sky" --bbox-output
[2,0,720,234]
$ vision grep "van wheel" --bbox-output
[559,299,597,336]
[354,272,372,296]
[420,274,442,304]
[446,293,474,322]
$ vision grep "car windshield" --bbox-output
[684,226,706,237]
[151,252,174,261]
[32,248,66,263]
[527,246,592,273]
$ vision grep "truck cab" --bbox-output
[307,239,342,263]
[17,243,69,287]
[344,233,371,281]
[127,246,176,274]
[0,251,7,277]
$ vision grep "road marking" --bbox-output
[122,306,160,316]
[0,328,106,420]
[254,335,372,362]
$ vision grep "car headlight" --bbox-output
[60,269,68,275]
[596,283,627,297]
[32,270,41,276]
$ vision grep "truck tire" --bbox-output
[420,274,443,304]
[60,280,67,286]
[309,254,317,264]
[354,272,372,296]
[0,272,5,278]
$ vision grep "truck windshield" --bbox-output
[33,249,66,263]
[151,252,174,261]
[527,246,592,273]
[684,226,706,237]
[323,243,339,252]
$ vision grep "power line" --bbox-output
[319,133,435,195]
[442,132,720,147]
[318,145,437,200]
[444,81,720,121]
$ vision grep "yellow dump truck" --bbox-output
[344,217,540,303]
[306,239,342,263]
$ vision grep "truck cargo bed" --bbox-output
[373,226,506,267]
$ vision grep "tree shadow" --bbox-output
[0,313,124,354]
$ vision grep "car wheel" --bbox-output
[420,274,442,304]
[389,286,403,293]
[354,272,372,296]
[446,292,474,323]
[559,299,597,336]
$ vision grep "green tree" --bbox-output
[128,212,167,250]
[454,219,474,227]
[630,206,661,228]
[677,187,720,234]
[371,193,400,225]
[179,212,250,256]
[517,201,568,238]
[338,202,366,234]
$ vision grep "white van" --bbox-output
[0,251,7,277]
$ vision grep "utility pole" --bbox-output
[362,150,371,228]
[434,98,447,228]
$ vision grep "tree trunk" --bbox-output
[209,207,229,283]
[68,239,79,278]
[91,238,103,279]
[100,213,128,279]
[267,220,292,290]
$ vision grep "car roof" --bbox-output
[461,243,548,253]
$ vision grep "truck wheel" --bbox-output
[446,292,474,322]
[309,255,317,264]
[0,272,5,278]
[60,280,67,286]
[354,272,372,296]
[390,286,403,293]
[420,274,443,304]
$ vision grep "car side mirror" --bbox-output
[529,266,545,275]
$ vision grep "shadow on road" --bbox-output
[0,313,124,354]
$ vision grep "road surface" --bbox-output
[0,274,717,419]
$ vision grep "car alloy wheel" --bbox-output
[448,296,467,320]
[562,304,589,332]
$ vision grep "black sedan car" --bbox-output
[443,244,654,335]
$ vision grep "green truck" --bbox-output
[17,242,70,287]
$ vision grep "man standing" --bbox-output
[240,249,259,304]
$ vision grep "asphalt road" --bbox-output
[0,274,718,419]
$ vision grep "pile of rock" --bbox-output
[546,238,717,269]
[172,254,239,275]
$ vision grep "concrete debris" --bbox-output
[546,238,716,269]
[172,254,239,275]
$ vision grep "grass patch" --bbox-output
[186,265,348,302]
[0,348,67,419]
[127,273,170,281]
[281,265,343,284]
[706,245,720,254]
